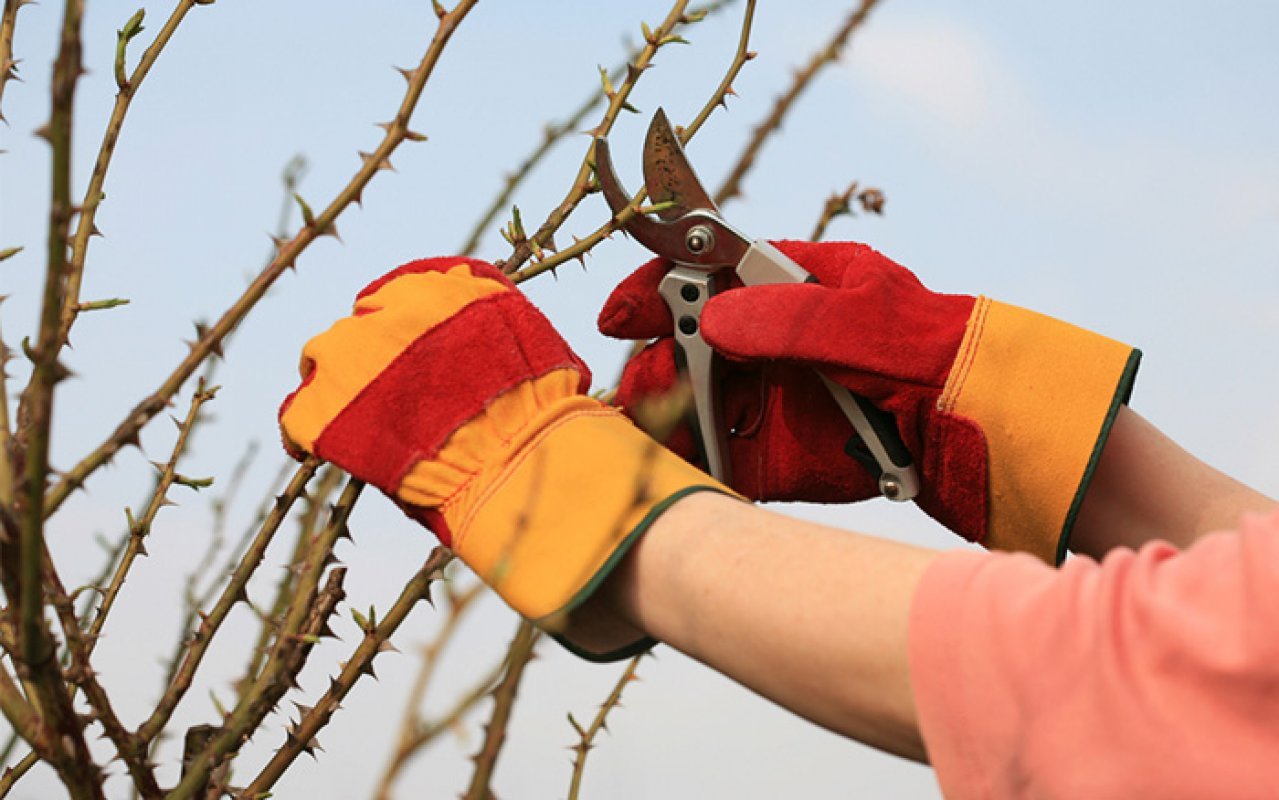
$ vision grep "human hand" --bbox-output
[600,240,1140,562]
[280,257,727,659]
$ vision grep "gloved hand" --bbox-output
[280,257,731,661]
[599,240,1140,564]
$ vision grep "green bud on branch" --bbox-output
[293,193,316,228]
[174,474,214,491]
[114,9,146,91]
[76,298,130,312]
[597,65,616,99]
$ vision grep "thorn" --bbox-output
[358,151,395,172]
[33,123,50,142]
[50,358,73,384]
[317,221,342,243]
[190,321,224,358]
[394,66,414,82]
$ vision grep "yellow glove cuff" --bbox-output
[940,297,1140,563]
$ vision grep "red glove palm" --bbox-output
[599,240,988,540]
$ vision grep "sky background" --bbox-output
[1,1,1277,797]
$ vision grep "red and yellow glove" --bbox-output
[600,240,1140,564]
[280,257,731,661]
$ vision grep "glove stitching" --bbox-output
[938,296,990,414]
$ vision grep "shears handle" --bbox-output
[659,267,732,483]
[660,242,921,502]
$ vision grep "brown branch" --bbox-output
[494,0,696,276]
[461,620,539,800]
[137,458,321,744]
[167,564,348,800]
[42,565,160,798]
[808,181,884,241]
[0,663,40,758]
[372,575,488,800]
[509,0,760,285]
[459,89,604,258]
[238,547,453,799]
[42,0,481,520]
[160,456,285,698]
[84,380,218,652]
[238,464,343,698]
[2,2,105,796]
[58,0,201,349]
[0,0,27,124]
[458,1,739,258]
[0,313,14,508]
[566,654,644,800]
[714,0,881,207]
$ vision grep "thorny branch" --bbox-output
[41,0,481,519]
[461,620,540,800]
[238,547,453,799]
[58,0,202,349]
[494,0,696,276]
[714,0,881,206]
[85,380,218,650]
[508,0,759,285]
[238,463,343,697]
[137,458,322,745]
[458,0,740,257]
[168,563,349,800]
[567,654,644,800]
[1,1,106,796]
[7,383,221,799]
[372,576,488,800]
[809,181,885,242]
[0,0,26,125]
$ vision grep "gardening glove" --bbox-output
[599,240,1140,564]
[280,257,732,661]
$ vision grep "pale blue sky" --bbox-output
[1,1,1276,797]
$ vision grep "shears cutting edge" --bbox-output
[595,108,920,502]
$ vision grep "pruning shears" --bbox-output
[595,109,920,502]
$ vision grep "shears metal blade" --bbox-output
[595,109,920,502]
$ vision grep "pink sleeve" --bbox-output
[909,509,1279,800]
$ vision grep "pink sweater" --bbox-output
[909,509,1279,799]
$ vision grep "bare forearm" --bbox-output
[1072,407,1276,557]
[598,492,939,761]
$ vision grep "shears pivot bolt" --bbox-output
[685,225,715,255]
